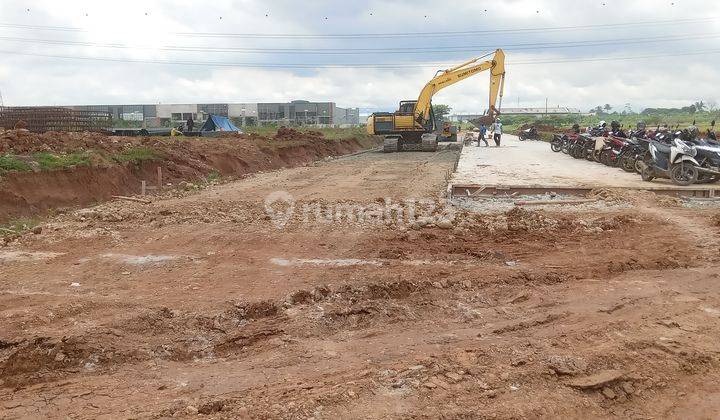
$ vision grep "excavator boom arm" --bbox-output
[414,49,505,125]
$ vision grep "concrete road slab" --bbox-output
[451,134,720,191]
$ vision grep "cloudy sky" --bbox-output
[0,0,719,115]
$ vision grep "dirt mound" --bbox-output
[505,207,559,231]
[517,123,557,133]
[0,129,379,222]
[589,188,683,207]
[274,127,324,141]
[1,129,112,154]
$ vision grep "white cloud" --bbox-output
[0,0,719,113]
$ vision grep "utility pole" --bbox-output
[545,98,548,117]
[0,89,4,108]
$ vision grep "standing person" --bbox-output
[186,115,195,132]
[491,118,503,146]
[478,123,489,147]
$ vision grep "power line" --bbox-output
[0,23,84,32]
[0,32,717,54]
[510,49,720,65]
[0,16,714,39]
[2,48,720,68]
[175,17,718,38]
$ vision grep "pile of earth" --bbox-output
[0,129,380,222]
[274,127,325,142]
[517,123,558,133]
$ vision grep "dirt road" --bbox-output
[2,147,720,419]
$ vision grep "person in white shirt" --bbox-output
[491,119,503,146]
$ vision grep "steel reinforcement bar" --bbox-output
[0,106,111,133]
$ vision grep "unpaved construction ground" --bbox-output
[2,145,720,419]
[0,128,378,222]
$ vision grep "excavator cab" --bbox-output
[396,100,435,132]
[398,101,416,114]
[367,100,437,152]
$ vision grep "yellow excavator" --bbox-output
[367,49,506,152]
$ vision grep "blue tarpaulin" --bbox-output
[200,115,242,132]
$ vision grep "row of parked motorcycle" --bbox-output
[546,120,720,186]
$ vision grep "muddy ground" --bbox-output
[1,147,720,419]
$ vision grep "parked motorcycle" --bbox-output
[587,126,608,137]
[617,138,648,173]
[551,132,577,153]
[551,133,565,152]
[617,122,650,172]
[519,127,540,141]
[639,138,700,186]
[569,133,594,160]
[597,135,630,167]
[561,124,582,154]
[609,120,627,139]
[687,138,720,183]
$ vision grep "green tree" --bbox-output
[432,104,452,122]
[603,104,612,112]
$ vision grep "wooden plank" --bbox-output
[157,167,163,192]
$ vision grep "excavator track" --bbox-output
[383,135,438,153]
[383,137,400,153]
[421,134,439,152]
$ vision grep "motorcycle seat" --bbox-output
[653,142,672,154]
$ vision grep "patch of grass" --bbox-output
[112,147,161,164]
[34,152,91,170]
[313,127,370,140]
[0,155,32,173]
[243,125,373,141]
[0,218,40,237]
[206,170,221,183]
[498,111,720,134]
[242,125,280,137]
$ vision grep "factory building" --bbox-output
[68,100,360,127]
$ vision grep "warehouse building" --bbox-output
[68,100,360,127]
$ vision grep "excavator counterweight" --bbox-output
[367,49,506,152]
